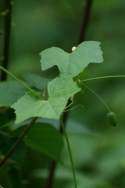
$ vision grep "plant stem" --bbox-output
[78,0,93,43]
[1,0,12,81]
[44,116,77,188]
[83,83,111,112]
[80,75,125,82]
[62,125,77,188]
[44,161,57,188]
[43,120,62,188]
[0,118,37,168]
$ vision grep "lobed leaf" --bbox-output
[69,41,103,77]
[48,75,80,98]
[12,76,80,124]
[12,94,57,124]
[11,94,68,124]
[40,41,103,77]
[40,47,69,73]
[12,41,103,124]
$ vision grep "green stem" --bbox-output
[81,75,125,82]
[61,120,77,188]
[79,74,125,113]
[83,83,111,112]
[0,65,38,97]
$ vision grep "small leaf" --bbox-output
[48,75,81,98]
[40,47,69,73]
[69,41,103,76]
[40,41,103,77]
[25,123,64,160]
[12,76,80,124]
[11,94,68,124]
[11,94,58,124]
[0,81,25,107]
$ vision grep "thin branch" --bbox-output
[44,114,77,188]
[83,83,111,112]
[78,0,93,43]
[44,161,57,188]
[61,122,77,188]
[1,0,12,81]
[80,75,125,82]
[43,119,63,188]
[0,118,37,168]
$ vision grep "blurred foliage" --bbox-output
[0,0,125,187]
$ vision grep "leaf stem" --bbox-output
[44,117,77,188]
[83,83,111,112]
[80,75,125,82]
[79,74,125,112]
[0,118,37,168]
[62,125,77,188]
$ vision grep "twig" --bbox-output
[0,118,37,168]
[44,161,57,188]
[0,0,12,81]
[78,0,93,43]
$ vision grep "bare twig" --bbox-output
[78,0,93,43]
[44,161,57,188]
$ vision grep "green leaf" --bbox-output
[0,81,25,107]
[48,75,81,98]
[11,94,67,124]
[12,76,80,124]
[40,47,69,73]
[40,41,103,77]
[12,41,102,124]
[25,123,64,160]
[69,41,103,77]
[12,94,57,124]
[12,94,77,124]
